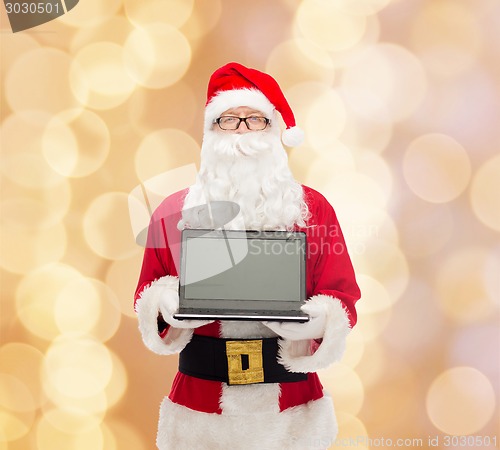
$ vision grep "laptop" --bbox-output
[173,229,309,322]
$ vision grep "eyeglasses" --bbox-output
[215,116,270,131]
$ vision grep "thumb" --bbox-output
[301,301,325,318]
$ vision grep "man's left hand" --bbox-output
[263,301,327,341]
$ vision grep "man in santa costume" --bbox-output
[134,62,361,449]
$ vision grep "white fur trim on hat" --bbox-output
[136,275,193,355]
[277,295,351,373]
[204,88,275,131]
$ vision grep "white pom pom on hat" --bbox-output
[205,62,305,147]
[282,126,305,147]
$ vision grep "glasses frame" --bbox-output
[214,116,271,131]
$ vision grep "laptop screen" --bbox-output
[179,229,306,308]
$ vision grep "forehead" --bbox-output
[220,106,265,116]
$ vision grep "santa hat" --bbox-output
[204,62,304,147]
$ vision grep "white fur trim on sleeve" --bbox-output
[277,295,351,373]
[136,275,193,355]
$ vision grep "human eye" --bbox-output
[247,116,265,124]
[220,116,238,124]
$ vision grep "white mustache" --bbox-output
[211,132,274,158]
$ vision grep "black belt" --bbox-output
[179,335,307,385]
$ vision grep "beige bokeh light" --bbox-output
[0,374,36,441]
[398,200,454,258]
[0,33,40,79]
[181,0,222,41]
[341,329,366,370]
[83,192,140,261]
[426,367,496,435]
[104,351,129,410]
[41,407,102,437]
[356,274,392,312]
[35,414,104,450]
[266,39,336,90]
[54,278,102,336]
[323,172,389,217]
[304,144,355,190]
[332,0,391,16]
[70,17,133,52]
[333,412,369,450]
[296,0,367,52]
[403,133,471,203]
[70,42,137,110]
[0,343,45,411]
[339,103,393,154]
[4,48,82,115]
[470,154,500,232]
[15,264,83,339]
[355,339,386,387]
[124,0,194,29]
[58,0,122,28]
[355,240,410,303]
[436,247,498,324]
[123,24,192,89]
[319,363,365,416]
[128,82,198,134]
[0,179,71,230]
[42,109,111,178]
[340,43,427,122]
[54,277,121,342]
[306,89,348,148]
[134,129,200,181]
[285,82,339,143]
[102,420,147,450]
[410,1,483,78]
[43,337,113,400]
[1,112,66,189]
[105,254,145,318]
[0,221,66,275]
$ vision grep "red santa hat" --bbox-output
[204,62,305,147]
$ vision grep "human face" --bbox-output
[214,106,269,134]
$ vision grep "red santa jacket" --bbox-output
[134,185,361,414]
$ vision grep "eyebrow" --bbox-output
[222,108,264,116]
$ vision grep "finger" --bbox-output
[262,321,281,331]
[262,321,288,336]
[301,302,324,318]
[275,322,301,333]
[184,319,214,328]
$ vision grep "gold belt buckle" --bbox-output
[226,339,264,385]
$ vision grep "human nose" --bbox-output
[235,118,251,133]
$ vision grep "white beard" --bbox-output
[180,128,309,231]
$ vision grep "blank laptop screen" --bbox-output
[181,230,305,303]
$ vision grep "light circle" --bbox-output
[43,337,113,400]
[83,192,139,260]
[426,367,496,435]
[123,24,191,89]
[470,155,500,232]
[403,133,471,203]
[42,110,111,178]
[70,42,137,110]
[296,0,367,52]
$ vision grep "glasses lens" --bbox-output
[218,116,239,130]
[246,117,268,130]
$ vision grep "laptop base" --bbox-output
[173,309,309,323]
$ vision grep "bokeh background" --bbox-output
[1,0,499,449]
